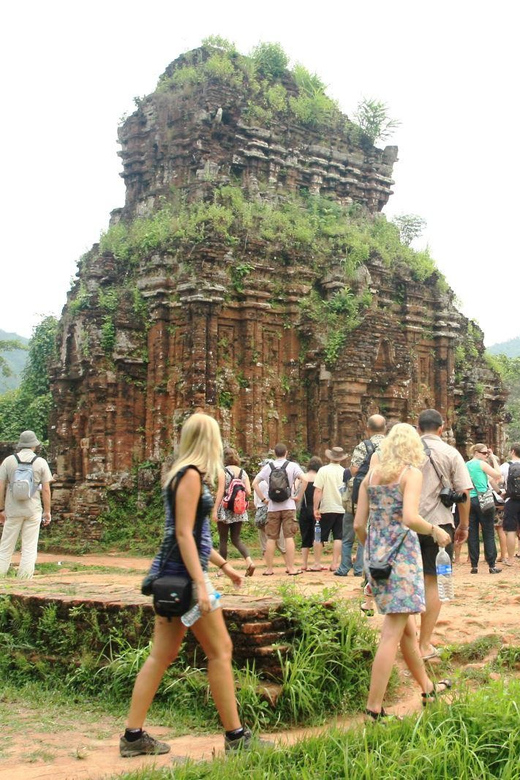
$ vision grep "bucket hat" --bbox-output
[325,446,348,462]
[16,430,40,450]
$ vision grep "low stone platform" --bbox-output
[0,552,361,680]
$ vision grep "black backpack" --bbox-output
[351,440,376,505]
[506,461,520,500]
[268,460,291,502]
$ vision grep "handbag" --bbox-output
[141,468,202,618]
[254,504,268,528]
[368,529,409,581]
[478,486,495,513]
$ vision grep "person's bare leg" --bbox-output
[310,541,323,569]
[400,616,433,692]
[264,538,276,573]
[127,617,186,728]
[366,613,408,713]
[301,547,309,570]
[496,525,508,563]
[284,537,298,573]
[506,530,517,561]
[331,539,342,570]
[191,610,241,731]
[419,574,442,657]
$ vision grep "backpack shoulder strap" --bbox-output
[14,454,21,465]
[281,460,289,471]
[365,440,375,456]
[238,469,244,480]
[268,462,275,473]
[29,455,38,465]
[224,467,233,480]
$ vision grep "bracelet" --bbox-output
[430,524,435,537]
[219,561,228,569]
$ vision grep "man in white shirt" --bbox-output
[0,430,52,579]
[313,446,348,572]
[253,443,303,575]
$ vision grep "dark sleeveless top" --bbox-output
[149,465,213,577]
[300,481,316,521]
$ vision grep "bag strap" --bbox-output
[156,466,204,576]
[422,441,448,490]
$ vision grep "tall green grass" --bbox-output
[109,680,520,779]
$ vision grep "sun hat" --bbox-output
[325,446,348,462]
[16,431,40,450]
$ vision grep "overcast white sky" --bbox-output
[1,0,517,346]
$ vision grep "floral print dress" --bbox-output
[365,479,425,615]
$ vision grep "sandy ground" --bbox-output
[1,548,519,780]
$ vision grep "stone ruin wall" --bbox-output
[49,49,506,528]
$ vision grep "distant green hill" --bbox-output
[0,330,29,394]
[488,337,520,358]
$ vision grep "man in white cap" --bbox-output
[313,446,349,571]
[0,430,52,578]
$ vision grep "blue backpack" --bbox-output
[11,454,38,501]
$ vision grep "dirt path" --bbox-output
[1,551,519,780]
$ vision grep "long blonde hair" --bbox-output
[163,413,223,487]
[377,423,426,482]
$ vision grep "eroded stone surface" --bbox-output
[48,48,506,530]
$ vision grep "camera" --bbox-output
[439,487,467,508]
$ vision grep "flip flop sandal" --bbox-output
[360,604,375,617]
[421,679,452,706]
[422,646,442,661]
[287,570,302,576]
[365,708,402,722]
[262,571,274,576]
[245,563,256,577]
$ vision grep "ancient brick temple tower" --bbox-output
[50,45,506,522]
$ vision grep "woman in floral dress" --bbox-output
[354,423,452,719]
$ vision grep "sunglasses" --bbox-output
[478,450,489,455]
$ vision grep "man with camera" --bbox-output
[417,409,472,659]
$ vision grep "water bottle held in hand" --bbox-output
[181,592,221,627]
[314,521,321,544]
[435,547,454,601]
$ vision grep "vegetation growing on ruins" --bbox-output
[0,316,58,441]
[488,353,520,441]
[0,589,379,731]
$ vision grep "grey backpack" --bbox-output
[11,454,38,500]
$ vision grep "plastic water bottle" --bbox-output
[435,548,454,601]
[181,593,221,627]
[314,521,321,544]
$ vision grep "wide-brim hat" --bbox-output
[16,430,40,449]
[325,446,348,462]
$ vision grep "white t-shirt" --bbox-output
[256,459,303,511]
[0,449,52,518]
[313,462,345,513]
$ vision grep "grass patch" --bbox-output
[107,680,520,779]
[446,635,503,664]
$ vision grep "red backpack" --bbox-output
[222,468,248,514]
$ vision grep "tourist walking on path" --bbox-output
[252,443,304,576]
[312,447,348,572]
[466,444,502,574]
[253,463,286,563]
[499,443,520,565]
[120,414,270,757]
[416,409,472,660]
[0,430,52,579]
[336,415,386,577]
[213,447,255,577]
[354,423,452,719]
[297,456,323,571]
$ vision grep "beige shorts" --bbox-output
[265,510,298,540]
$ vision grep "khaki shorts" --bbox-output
[265,510,298,540]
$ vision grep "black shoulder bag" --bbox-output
[141,468,203,619]
[368,529,409,581]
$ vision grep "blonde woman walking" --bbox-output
[354,423,452,719]
[120,414,270,756]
